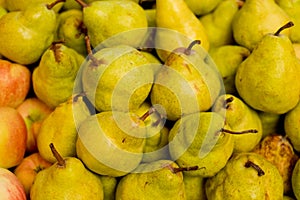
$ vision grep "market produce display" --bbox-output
[0,0,300,199]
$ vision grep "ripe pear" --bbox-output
[75,0,148,48]
[292,159,300,200]
[37,94,90,163]
[258,112,282,138]
[184,0,223,15]
[235,22,300,114]
[76,111,147,177]
[183,175,206,200]
[199,0,239,48]
[232,0,291,50]
[145,9,156,27]
[30,144,104,200]
[205,152,284,199]
[81,44,154,112]
[6,0,63,12]
[168,111,234,177]
[213,94,263,153]
[56,9,87,56]
[0,6,7,18]
[284,101,300,152]
[98,175,118,200]
[32,42,85,109]
[155,0,209,61]
[0,0,60,65]
[115,160,186,200]
[209,45,250,94]
[151,41,222,121]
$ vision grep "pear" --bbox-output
[30,143,104,200]
[205,152,284,200]
[293,43,300,60]
[81,43,154,112]
[184,0,223,15]
[151,40,222,121]
[6,0,63,12]
[183,175,206,200]
[0,6,7,18]
[292,159,300,200]
[235,22,300,114]
[115,160,186,200]
[258,112,282,138]
[145,8,156,27]
[37,94,90,163]
[284,196,295,200]
[75,0,148,48]
[199,0,239,48]
[155,0,209,61]
[76,110,147,177]
[56,9,87,56]
[209,45,250,94]
[284,101,300,152]
[213,94,263,153]
[62,0,82,10]
[0,0,61,65]
[232,0,291,51]
[32,42,85,109]
[168,111,234,177]
[253,134,299,194]
[98,175,118,200]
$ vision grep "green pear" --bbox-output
[98,175,118,200]
[284,101,300,152]
[81,44,154,112]
[56,9,87,56]
[145,9,156,27]
[213,94,262,153]
[37,94,90,163]
[209,45,250,94]
[75,0,148,48]
[235,22,300,114]
[155,0,209,61]
[30,143,104,200]
[184,0,223,15]
[62,0,82,10]
[0,0,60,65]
[232,0,291,50]
[199,0,239,48]
[6,0,63,12]
[168,111,234,177]
[205,152,284,200]
[292,159,300,200]
[258,112,282,138]
[276,0,300,43]
[32,42,84,109]
[151,41,222,121]
[76,111,147,177]
[183,175,206,200]
[115,160,186,200]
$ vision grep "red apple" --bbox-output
[14,152,52,197]
[0,59,31,108]
[0,107,27,168]
[0,167,26,200]
[17,97,53,153]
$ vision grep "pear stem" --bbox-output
[223,96,234,109]
[139,107,156,121]
[49,143,65,167]
[73,92,86,103]
[46,0,65,9]
[184,40,201,55]
[221,128,258,134]
[245,160,265,176]
[170,165,199,174]
[74,0,89,8]
[274,21,294,36]
[50,40,65,62]
[84,36,103,67]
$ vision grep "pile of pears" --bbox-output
[1,0,300,199]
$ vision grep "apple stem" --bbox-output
[139,107,156,121]
[46,0,65,9]
[74,0,89,8]
[49,143,65,167]
[245,160,265,176]
[274,21,294,36]
[221,128,258,134]
[184,40,201,55]
[169,165,199,174]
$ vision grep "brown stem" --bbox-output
[49,143,65,167]
[73,92,86,103]
[236,0,244,8]
[139,107,156,121]
[74,0,89,8]
[245,160,265,176]
[49,41,65,63]
[170,166,199,174]
[223,96,234,109]
[274,21,294,36]
[184,40,201,55]
[85,35,103,67]
[46,0,66,9]
[221,128,258,134]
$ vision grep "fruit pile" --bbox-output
[0,0,300,199]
